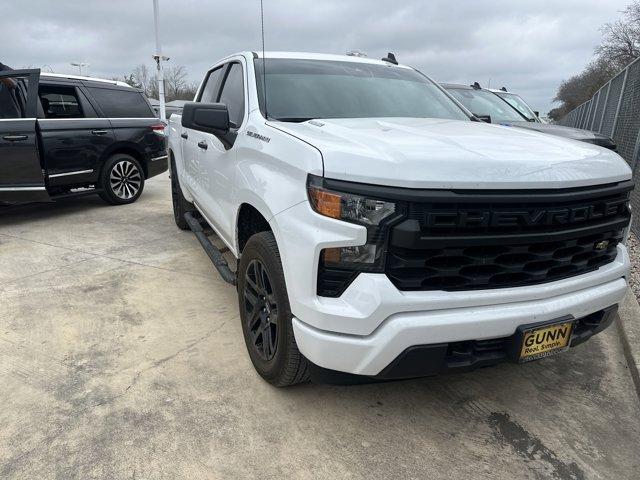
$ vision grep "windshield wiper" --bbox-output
[273,117,315,123]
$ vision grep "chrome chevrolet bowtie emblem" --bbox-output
[594,240,610,251]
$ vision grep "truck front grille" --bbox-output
[386,229,622,290]
[385,181,632,292]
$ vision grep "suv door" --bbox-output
[37,81,114,191]
[0,69,49,202]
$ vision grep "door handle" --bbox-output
[181,132,189,139]
[2,135,28,142]
[91,129,108,135]
[197,141,208,150]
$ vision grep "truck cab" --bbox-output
[0,69,168,205]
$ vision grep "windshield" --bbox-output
[254,59,470,122]
[446,87,526,124]
[494,92,539,122]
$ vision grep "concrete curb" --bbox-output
[617,290,640,399]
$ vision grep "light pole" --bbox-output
[70,62,89,76]
[153,0,168,122]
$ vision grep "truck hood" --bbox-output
[271,117,631,189]
[506,121,617,150]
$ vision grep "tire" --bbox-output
[98,154,145,205]
[170,158,194,230]
[238,231,309,386]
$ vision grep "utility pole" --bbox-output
[153,0,168,122]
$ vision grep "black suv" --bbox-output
[0,68,168,205]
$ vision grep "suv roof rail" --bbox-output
[41,72,132,88]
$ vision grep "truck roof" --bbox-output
[41,72,132,88]
[240,51,413,69]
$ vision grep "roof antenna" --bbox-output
[471,81,481,90]
[260,0,268,119]
[381,52,398,65]
[500,86,508,92]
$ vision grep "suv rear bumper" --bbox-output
[292,268,628,377]
[147,153,168,178]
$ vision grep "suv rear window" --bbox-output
[87,87,154,118]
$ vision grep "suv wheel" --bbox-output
[170,158,194,230]
[99,154,145,205]
[238,231,309,386]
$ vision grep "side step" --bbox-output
[51,188,103,201]
[184,211,237,286]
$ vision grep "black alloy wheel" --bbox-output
[243,258,279,361]
[237,231,309,386]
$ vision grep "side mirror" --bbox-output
[533,111,540,117]
[474,114,492,123]
[182,102,230,135]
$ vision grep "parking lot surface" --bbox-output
[1,173,639,480]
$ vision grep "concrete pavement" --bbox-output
[1,173,639,480]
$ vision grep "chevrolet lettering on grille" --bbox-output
[426,199,628,228]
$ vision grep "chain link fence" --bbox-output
[560,58,640,236]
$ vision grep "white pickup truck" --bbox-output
[168,52,633,386]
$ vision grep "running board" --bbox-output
[50,188,103,200]
[184,211,237,286]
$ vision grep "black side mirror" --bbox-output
[182,102,230,135]
[474,114,492,123]
[182,102,237,149]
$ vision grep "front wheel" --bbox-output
[238,231,309,386]
[99,154,145,205]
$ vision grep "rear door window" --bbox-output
[86,87,155,118]
[218,63,245,128]
[39,85,84,118]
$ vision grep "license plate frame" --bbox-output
[515,317,575,363]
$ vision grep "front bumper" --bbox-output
[305,305,619,383]
[271,201,631,377]
[293,276,627,377]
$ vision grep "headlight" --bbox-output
[307,175,400,271]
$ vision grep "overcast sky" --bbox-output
[2,0,631,113]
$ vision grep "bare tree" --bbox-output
[164,65,188,99]
[549,58,615,121]
[115,64,196,101]
[132,64,153,97]
[595,1,640,70]
[551,2,640,121]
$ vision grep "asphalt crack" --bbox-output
[92,323,225,408]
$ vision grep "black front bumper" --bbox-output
[308,305,618,385]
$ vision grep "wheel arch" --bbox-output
[236,202,273,255]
